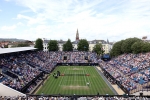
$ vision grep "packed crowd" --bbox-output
[24,52,60,73]
[111,53,150,74]
[24,51,98,72]
[0,95,149,100]
[1,51,150,96]
[0,51,98,93]
[0,96,26,100]
[0,73,5,82]
[0,55,41,91]
[61,51,98,63]
[26,78,42,93]
[99,52,150,93]
[130,68,150,85]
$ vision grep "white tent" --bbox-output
[0,83,26,97]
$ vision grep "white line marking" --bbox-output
[64,68,70,86]
[64,80,85,82]
[59,68,66,86]
[83,67,87,86]
[85,67,91,86]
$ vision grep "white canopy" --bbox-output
[0,47,37,54]
[0,83,26,97]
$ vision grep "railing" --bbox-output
[26,94,150,99]
[2,68,18,79]
[20,72,44,93]
[57,63,99,66]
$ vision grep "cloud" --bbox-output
[0,9,2,12]
[8,0,150,41]
[17,14,46,25]
[17,22,24,26]
[20,9,32,13]
[1,25,17,31]
[5,0,11,2]
[15,0,103,22]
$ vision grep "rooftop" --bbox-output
[0,47,37,54]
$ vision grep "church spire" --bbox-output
[107,39,109,44]
[76,29,79,41]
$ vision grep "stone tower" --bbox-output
[76,29,79,41]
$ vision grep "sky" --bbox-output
[0,0,150,42]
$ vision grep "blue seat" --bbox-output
[131,67,138,72]
[133,77,137,81]
[139,79,145,84]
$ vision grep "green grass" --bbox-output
[36,66,114,95]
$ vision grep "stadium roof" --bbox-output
[0,83,26,96]
[0,47,37,54]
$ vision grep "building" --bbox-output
[43,39,49,51]
[43,29,112,53]
[88,39,110,53]
[72,29,112,53]
[72,29,80,50]
[0,41,10,48]
[58,40,66,51]
[141,36,150,43]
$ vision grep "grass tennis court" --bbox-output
[36,66,114,95]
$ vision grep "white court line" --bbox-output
[74,66,76,86]
[83,68,87,86]
[59,68,66,86]
[84,68,91,86]
[64,68,70,86]
[63,80,85,82]
[74,71,76,85]
[60,67,90,86]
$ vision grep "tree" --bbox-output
[141,42,150,53]
[110,40,124,57]
[77,39,89,51]
[63,39,73,51]
[93,43,103,55]
[121,38,141,53]
[63,44,67,51]
[131,41,144,54]
[34,38,43,50]
[48,40,59,51]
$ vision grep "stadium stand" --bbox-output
[99,53,150,94]
[101,54,111,61]
[0,95,149,100]
[1,47,150,99]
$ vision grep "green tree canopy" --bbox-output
[77,39,89,51]
[34,38,43,50]
[63,39,73,51]
[48,40,59,51]
[93,43,103,55]
[110,40,124,57]
[121,38,141,53]
[131,41,144,54]
[141,42,150,53]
